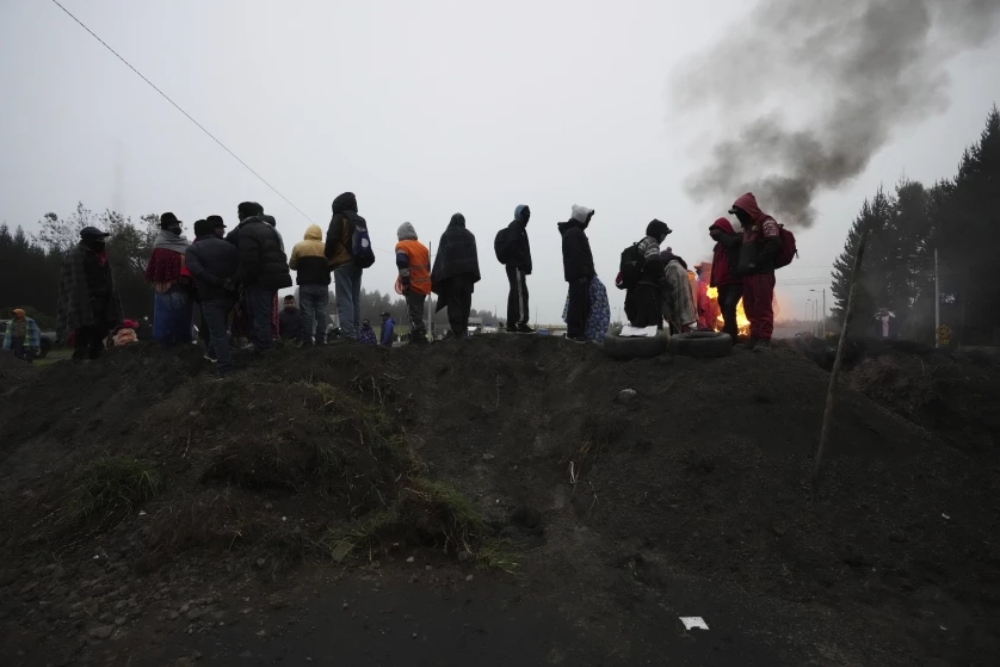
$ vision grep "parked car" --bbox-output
[0,320,55,358]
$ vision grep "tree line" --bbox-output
[832,106,1000,345]
[0,204,498,330]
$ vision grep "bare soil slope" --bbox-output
[0,338,997,666]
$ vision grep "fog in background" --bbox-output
[2,0,998,325]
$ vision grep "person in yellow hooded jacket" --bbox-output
[289,224,331,345]
[395,222,431,344]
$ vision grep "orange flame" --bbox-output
[705,286,751,336]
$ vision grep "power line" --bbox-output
[49,0,315,224]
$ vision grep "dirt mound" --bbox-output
[1,337,998,666]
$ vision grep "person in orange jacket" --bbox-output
[395,222,431,344]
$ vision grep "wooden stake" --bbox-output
[813,232,868,489]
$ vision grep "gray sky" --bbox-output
[2,0,998,324]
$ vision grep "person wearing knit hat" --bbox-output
[3,308,41,363]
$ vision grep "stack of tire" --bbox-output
[603,329,732,360]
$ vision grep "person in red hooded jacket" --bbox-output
[730,193,781,350]
[708,217,743,340]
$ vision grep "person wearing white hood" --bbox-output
[558,205,596,342]
[395,222,432,344]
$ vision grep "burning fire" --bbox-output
[705,286,751,336]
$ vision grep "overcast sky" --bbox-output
[2,0,998,325]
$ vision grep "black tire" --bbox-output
[667,331,733,359]
[38,338,51,359]
[603,331,668,359]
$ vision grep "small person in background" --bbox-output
[358,319,378,345]
[380,311,395,347]
[279,295,305,343]
[3,309,41,362]
[112,319,140,346]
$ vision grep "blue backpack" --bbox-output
[350,216,375,269]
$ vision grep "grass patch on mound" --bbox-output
[70,456,161,522]
[324,478,507,567]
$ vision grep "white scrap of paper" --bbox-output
[680,616,709,631]
[620,325,660,338]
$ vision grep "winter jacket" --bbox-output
[324,192,365,269]
[636,236,665,286]
[3,317,40,350]
[733,193,781,275]
[56,243,122,339]
[279,307,304,341]
[709,217,743,287]
[358,324,377,345]
[185,234,240,301]
[232,216,293,289]
[395,223,432,296]
[431,213,481,290]
[504,205,533,274]
[558,207,595,282]
[289,225,331,286]
[381,317,395,346]
[145,230,192,294]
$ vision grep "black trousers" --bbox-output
[505,265,529,328]
[566,277,591,339]
[625,283,662,328]
[718,283,743,339]
[73,326,107,360]
[446,274,475,337]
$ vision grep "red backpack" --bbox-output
[774,224,797,269]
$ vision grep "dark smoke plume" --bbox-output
[672,0,1000,227]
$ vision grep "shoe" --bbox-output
[505,328,518,334]
[203,353,218,363]
[566,335,588,344]
[516,324,535,334]
[752,340,772,354]
[742,338,758,351]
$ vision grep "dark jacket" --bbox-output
[185,234,240,301]
[279,307,304,341]
[558,219,595,282]
[733,193,781,275]
[431,214,481,291]
[324,192,365,268]
[289,225,331,286]
[504,205,532,274]
[233,216,293,289]
[709,217,742,287]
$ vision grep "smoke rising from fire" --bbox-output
[672,0,1000,227]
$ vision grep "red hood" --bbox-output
[709,217,736,234]
[732,192,770,225]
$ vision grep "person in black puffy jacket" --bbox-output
[232,201,292,352]
[558,205,596,342]
[186,217,239,374]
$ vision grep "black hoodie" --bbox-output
[558,218,595,282]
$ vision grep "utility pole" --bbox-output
[934,248,940,348]
[822,288,827,338]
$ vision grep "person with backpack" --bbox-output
[558,205,596,342]
[324,192,374,342]
[709,217,744,340]
[620,219,671,328]
[497,204,533,333]
[431,213,481,339]
[395,222,431,344]
[232,201,293,352]
[288,224,331,345]
[731,192,783,351]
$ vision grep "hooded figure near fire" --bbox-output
[731,193,781,350]
[708,217,744,340]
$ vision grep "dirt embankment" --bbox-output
[0,338,998,666]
